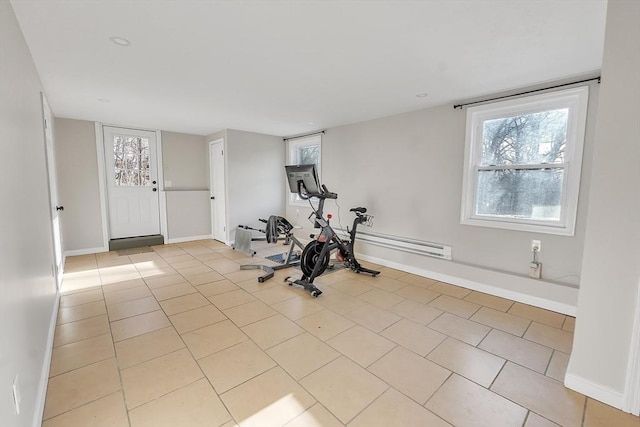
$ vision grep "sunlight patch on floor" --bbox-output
[240,393,312,426]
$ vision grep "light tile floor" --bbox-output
[43,239,640,427]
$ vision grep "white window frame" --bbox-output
[460,86,589,236]
[287,134,322,206]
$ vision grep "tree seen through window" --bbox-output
[476,109,569,220]
[113,135,151,186]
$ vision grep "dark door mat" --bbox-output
[109,234,164,251]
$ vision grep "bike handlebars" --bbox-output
[321,184,338,199]
[296,180,337,200]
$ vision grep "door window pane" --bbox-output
[113,135,151,186]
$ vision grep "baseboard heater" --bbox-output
[336,228,452,261]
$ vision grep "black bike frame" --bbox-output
[287,176,379,297]
[302,197,366,283]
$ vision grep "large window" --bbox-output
[287,134,322,205]
[461,87,589,235]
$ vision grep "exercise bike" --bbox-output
[284,164,380,297]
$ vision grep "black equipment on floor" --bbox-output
[284,164,380,297]
[239,215,307,283]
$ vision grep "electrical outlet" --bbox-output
[12,375,20,415]
[531,240,541,252]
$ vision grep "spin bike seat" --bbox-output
[350,207,367,214]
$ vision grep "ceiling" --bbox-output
[11,0,607,137]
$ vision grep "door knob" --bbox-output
[152,180,157,184]
[152,188,157,192]
[56,206,64,211]
[211,196,215,200]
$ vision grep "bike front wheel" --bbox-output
[301,240,330,278]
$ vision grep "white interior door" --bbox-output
[103,126,160,239]
[42,94,64,289]
[209,139,227,242]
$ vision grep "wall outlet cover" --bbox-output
[531,240,541,252]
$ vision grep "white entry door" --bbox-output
[209,139,227,242]
[42,95,64,289]
[103,126,160,239]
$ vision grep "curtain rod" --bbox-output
[453,76,601,110]
[283,130,325,141]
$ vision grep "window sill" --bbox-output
[461,217,575,236]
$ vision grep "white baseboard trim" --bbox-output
[623,285,640,415]
[565,372,625,410]
[33,292,59,427]
[65,246,108,257]
[358,253,578,315]
[166,234,213,244]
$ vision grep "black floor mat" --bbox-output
[265,253,286,264]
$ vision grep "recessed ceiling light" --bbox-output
[416,93,428,98]
[98,98,111,103]
[109,36,131,47]
[307,121,315,125]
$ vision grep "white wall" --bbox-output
[225,129,285,241]
[54,118,104,252]
[567,0,640,411]
[161,131,212,241]
[0,1,58,425]
[161,131,209,190]
[165,191,211,240]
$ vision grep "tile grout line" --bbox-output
[581,394,589,427]
[543,349,556,378]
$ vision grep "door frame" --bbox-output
[95,122,167,250]
[41,93,64,289]
[209,138,229,244]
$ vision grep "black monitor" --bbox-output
[285,164,321,195]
